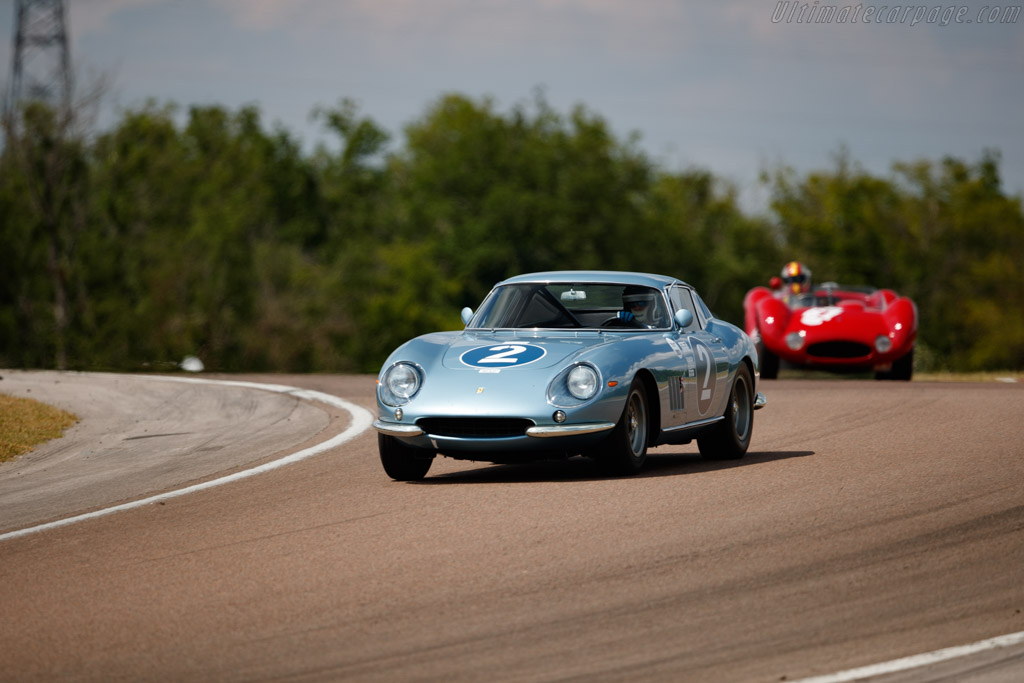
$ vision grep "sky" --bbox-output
[2,0,1022,213]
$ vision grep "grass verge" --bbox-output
[913,371,1022,383]
[0,393,79,464]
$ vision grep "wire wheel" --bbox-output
[597,381,649,475]
[698,364,754,461]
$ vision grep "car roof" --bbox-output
[498,270,690,289]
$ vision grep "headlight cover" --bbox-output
[567,364,600,400]
[548,363,603,407]
[875,335,893,353]
[380,362,422,406]
[786,331,806,351]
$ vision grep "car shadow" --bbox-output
[415,449,815,484]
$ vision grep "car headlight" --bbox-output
[381,363,421,405]
[567,364,599,400]
[785,332,806,351]
[875,335,893,353]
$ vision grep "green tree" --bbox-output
[645,170,781,322]
[892,152,1024,369]
[396,95,649,292]
[4,92,1019,374]
[1,102,91,369]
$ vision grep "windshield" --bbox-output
[470,283,671,330]
[789,285,879,309]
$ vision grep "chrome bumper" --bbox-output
[525,422,617,438]
[372,419,616,439]
[373,420,424,437]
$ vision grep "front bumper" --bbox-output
[372,419,615,439]
[765,337,911,370]
[373,420,425,437]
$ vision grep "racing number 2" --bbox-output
[691,338,717,415]
[695,344,712,401]
[460,343,547,369]
[479,345,528,364]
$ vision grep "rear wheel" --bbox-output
[597,381,649,475]
[379,434,434,481]
[698,364,754,460]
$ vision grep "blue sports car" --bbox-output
[373,271,766,480]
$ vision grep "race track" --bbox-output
[1,371,1022,682]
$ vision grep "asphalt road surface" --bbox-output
[1,371,1022,682]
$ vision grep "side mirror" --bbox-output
[461,307,474,326]
[674,309,693,329]
[769,276,783,290]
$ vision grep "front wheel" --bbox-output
[698,364,754,460]
[757,342,779,380]
[876,348,914,381]
[379,434,434,481]
[596,381,649,475]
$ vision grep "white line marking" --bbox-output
[791,630,1024,683]
[0,375,374,543]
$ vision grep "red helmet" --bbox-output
[781,261,812,295]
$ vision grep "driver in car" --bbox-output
[616,286,665,328]
[779,261,812,302]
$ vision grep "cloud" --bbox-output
[69,0,164,35]
[13,0,1019,203]
[208,0,696,61]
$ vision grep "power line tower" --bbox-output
[5,0,71,122]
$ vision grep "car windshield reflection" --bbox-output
[469,283,671,330]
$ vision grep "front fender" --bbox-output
[754,296,792,353]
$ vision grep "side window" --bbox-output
[669,286,700,331]
[692,291,713,326]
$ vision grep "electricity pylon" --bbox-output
[5,0,71,122]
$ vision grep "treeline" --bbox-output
[1,94,1022,373]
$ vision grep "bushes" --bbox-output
[2,96,1020,372]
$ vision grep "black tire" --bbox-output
[378,434,434,481]
[875,349,914,381]
[597,381,649,475]
[758,342,779,380]
[698,363,754,460]
[889,348,914,381]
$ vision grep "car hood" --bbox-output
[783,304,887,338]
[439,330,614,370]
[382,330,628,421]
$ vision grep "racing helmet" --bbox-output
[781,261,812,295]
[622,286,659,325]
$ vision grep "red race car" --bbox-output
[744,263,917,380]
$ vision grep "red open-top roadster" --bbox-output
[744,280,917,380]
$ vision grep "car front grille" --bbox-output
[417,417,533,438]
[806,341,872,358]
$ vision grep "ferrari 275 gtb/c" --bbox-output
[373,271,766,480]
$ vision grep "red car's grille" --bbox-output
[807,341,872,358]
[418,418,533,438]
